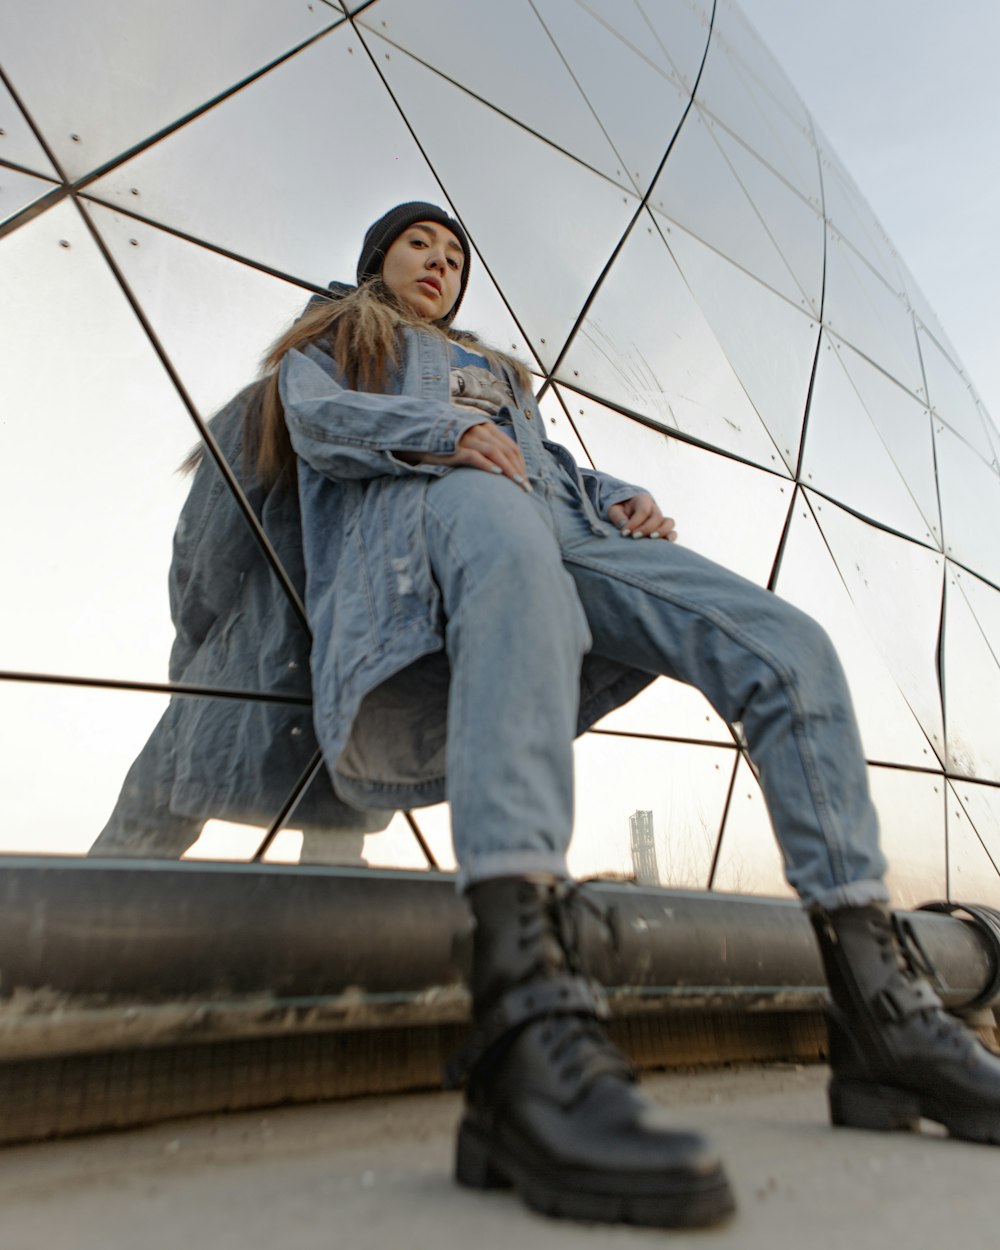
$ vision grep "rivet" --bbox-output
[129,238,138,246]
[540,338,546,344]
[59,239,70,248]
[0,128,6,136]
[69,132,81,142]
[130,187,140,196]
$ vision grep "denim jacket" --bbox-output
[97,327,654,851]
[280,327,654,813]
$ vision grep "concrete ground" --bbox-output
[2,1064,995,1250]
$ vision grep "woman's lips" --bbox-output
[418,277,441,296]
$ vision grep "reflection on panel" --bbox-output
[946,784,1000,907]
[919,326,994,462]
[365,28,639,364]
[662,218,819,470]
[0,74,59,178]
[531,0,692,191]
[711,756,794,899]
[695,7,820,205]
[535,387,594,467]
[803,334,939,543]
[870,767,946,911]
[808,493,945,760]
[593,681,732,747]
[358,0,629,188]
[775,502,939,766]
[0,201,197,684]
[652,107,822,313]
[816,130,904,295]
[570,734,734,886]
[362,813,434,872]
[565,389,791,585]
[942,570,1000,783]
[406,804,458,873]
[952,782,1000,890]
[824,234,924,401]
[0,0,341,179]
[0,166,58,226]
[935,425,1000,588]
[558,212,784,469]
[87,25,447,288]
[0,679,322,859]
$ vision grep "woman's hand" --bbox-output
[607,494,677,540]
[404,420,533,492]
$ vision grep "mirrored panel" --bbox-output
[531,0,693,191]
[0,679,321,859]
[635,0,713,92]
[694,7,820,207]
[563,388,792,585]
[558,211,785,469]
[942,569,1000,783]
[870,766,946,910]
[810,493,945,760]
[815,129,905,295]
[0,74,59,178]
[0,0,342,179]
[0,165,58,226]
[935,424,1000,588]
[661,217,819,471]
[362,813,437,872]
[535,386,595,467]
[362,28,639,364]
[0,201,201,684]
[802,335,938,543]
[774,501,941,767]
[405,803,458,873]
[945,784,1000,907]
[593,682,733,745]
[711,755,795,898]
[952,781,1000,896]
[87,24,450,288]
[824,231,925,400]
[569,734,734,886]
[919,325,995,463]
[358,0,630,189]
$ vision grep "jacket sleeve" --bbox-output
[578,466,648,518]
[279,343,487,481]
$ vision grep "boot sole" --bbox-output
[830,1077,1000,1145]
[454,1117,736,1228]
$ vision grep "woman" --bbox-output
[144,202,1000,1226]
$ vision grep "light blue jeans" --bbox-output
[421,420,888,909]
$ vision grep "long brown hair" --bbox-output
[185,281,532,488]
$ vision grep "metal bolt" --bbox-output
[130,187,140,196]
[129,238,138,246]
[59,239,70,248]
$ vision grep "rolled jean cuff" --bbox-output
[807,878,891,912]
[456,850,570,894]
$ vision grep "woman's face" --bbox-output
[380,221,464,321]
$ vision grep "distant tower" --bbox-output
[629,810,659,885]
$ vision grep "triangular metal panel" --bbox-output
[711,755,795,899]
[942,570,1000,783]
[870,766,946,911]
[0,0,343,179]
[86,25,449,288]
[774,501,942,767]
[557,211,784,469]
[563,387,792,586]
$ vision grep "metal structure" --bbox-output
[2,3,1000,948]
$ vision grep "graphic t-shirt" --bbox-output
[448,341,515,421]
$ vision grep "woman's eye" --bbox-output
[447,258,459,269]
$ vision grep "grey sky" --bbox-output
[742,0,1000,425]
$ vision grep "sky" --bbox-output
[742,0,1000,425]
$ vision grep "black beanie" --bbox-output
[356,201,471,323]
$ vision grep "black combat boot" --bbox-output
[447,877,735,1227]
[811,902,1000,1143]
